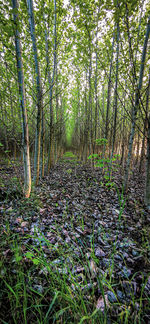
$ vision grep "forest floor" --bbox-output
[0,152,150,324]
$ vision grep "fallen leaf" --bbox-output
[39,208,46,214]
[95,247,105,257]
[96,295,109,311]
[21,221,28,227]
[89,260,97,277]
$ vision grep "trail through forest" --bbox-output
[0,154,150,323]
[1,0,150,322]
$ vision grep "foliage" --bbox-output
[88,141,121,184]
[95,138,108,146]
[63,151,77,158]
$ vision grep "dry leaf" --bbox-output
[89,260,97,277]
[96,295,109,311]
[21,221,28,227]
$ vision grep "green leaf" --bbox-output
[95,138,108,145]
[95,163,103,168]
[33,258,40,265]
[15,254,22,262]
[88,154,99,159]
[44,291,59,323]
[3,280,18,300]
[25,252,34,259]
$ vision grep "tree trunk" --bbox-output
[104,29,115,156]
[40,109,45,177]
[4,61,16,159]
[145,114,150,209]
[83,73,88,163]
[0,94,9,151]
[135,130,140,166]
[124,15,150,191]
[88,34,93,166]
[93,21,98,155]
[111,21,120,159]
[27,0,43,185]
[12,0,31,198]
[46,0,57,172]
[139,68,150,173]
[139,120,146,173]
[120,90,126,166]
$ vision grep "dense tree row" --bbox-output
[0,0,149,205]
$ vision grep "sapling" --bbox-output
[88,139,120,184]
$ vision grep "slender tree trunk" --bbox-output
[111,21,120,159]
[55,63,59,162]
[145,114,150,209]
[139,120,146,172]
[40,109,45,177]
[97,101,101,142]
[104,29,115,156]
[120,101,125,166]
[135,130,140,166]
[4,61,16,158]
[139,68,150,173]
[89,42,93,160]
[46,0,57,171]
[144,66,150,207]
[0,94,9,151]
[45,24,54,171]
[93,22,98,155]
[83,73,88,163]
[12,0,31,197]
[124,15,150,191]
[27,0,43,185]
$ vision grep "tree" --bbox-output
[124,14,150,191]
[145,68,150,208]
[12,0,31,198]
[27,0,43,185]
[111,20,120,160]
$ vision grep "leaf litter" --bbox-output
[0,156,150,322]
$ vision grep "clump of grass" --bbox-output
[63,152,77,159]
[60,151,80,165]
[0,229,105,323]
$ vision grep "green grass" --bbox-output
[63,152,77,159]
[0,231,105,323]
[60,151,80,165]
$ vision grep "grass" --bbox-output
[0,232,101,323]
[60,152,80,166]
[63,152,77,159]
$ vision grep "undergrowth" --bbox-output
[0,222,149,324]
